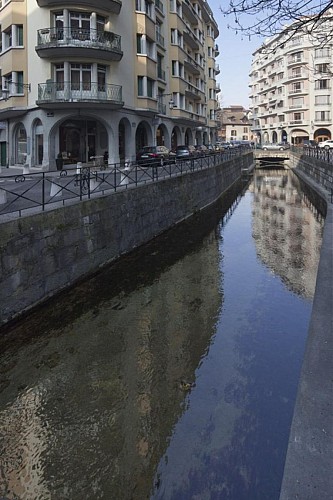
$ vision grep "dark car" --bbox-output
[136,145,170,165]
[303,140,318,148]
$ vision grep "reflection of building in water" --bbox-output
[0,224,222,498]
[0,390,49,499]
[251,169,323,299]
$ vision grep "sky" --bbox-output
[208,1,264,109]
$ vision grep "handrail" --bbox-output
[0,149,250,219]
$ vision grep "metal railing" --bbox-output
[37,27,122,53]
[0,149,249,219]
[37,81,123,105]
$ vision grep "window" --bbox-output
[291,82,302,93]
[291,97,303,108]
[17,25,23,45]
[291,67,302,78]
[136,0,153,17]
[293,112,302,121]
[315,79,330,90]
[97,65,106,91]
[315,63,330,73]
[147,77,154,97]
[243,127,248,133]
[137,34,144,53]
[315,47,330,58]
[288,51,302,64]
[315,95,330,105]
[231,130,237,136]
[138,76,144,96]
[70,64,91,91]
[315,110,330,121]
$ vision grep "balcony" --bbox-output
[184,55,201,75]
[36,0,122,13]
[182,0,198,25]
[155,0,164,15]
[215,63,220,75]
[37,81,124,109]
[36,28,123,61]
[183,28,199,50]
[155,30,165,48]
[185,83,202,100]
[215,43,219,56]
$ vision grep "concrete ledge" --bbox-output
[279,168,333,499]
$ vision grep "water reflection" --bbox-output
[0,184,243,499]
[0,171,323,500]
[251,170,323,298]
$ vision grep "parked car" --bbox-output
[262,142,290,151]
[303,140,318,148]
[318,140,333,150]
[174,145,196,159]
[195,144,208,156]
[216,141,232,150]
[136,145,171,165]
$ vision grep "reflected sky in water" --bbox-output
[0,171,323,500]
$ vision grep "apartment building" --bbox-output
[0,0,220,168]
[216,105,253,143]
[249,15,333,145]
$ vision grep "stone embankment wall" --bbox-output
[290,151,333,193]
[0,154,252,326]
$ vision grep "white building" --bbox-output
[0,0,220,169]
[249,14,333,145]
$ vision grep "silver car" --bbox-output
[262,143,290,151]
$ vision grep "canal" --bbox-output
[0,168,324,500]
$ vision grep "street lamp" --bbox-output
[1,82,31,101]
[157,92,174,111]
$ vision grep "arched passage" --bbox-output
[58,118,109,163]
[171,126,181,149]
[156,124,169,147]
[135,121,152,151]
[314,128,331,142]
[118,117,132,161]
[184,128,193,145]
[272,131,278,143]
[291,129,308,145]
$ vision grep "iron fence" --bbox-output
[0,149,248,219]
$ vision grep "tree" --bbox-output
[221,0,333,42]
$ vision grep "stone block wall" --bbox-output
[0,154,252,326]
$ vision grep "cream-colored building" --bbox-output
[216,105,253,143]
[0,0,220,168]
[249,15,333,145]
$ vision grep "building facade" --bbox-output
[216,105,253,143]
[249,15,333,145]
[0,0,220,168]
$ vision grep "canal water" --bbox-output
[0,169,324,500]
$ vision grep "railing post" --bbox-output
[42,172,45,211]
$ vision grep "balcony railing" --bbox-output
[37,27,122,55]
[155,0,164,13]
[37,81,123,105]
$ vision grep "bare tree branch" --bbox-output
[221,0,333,40]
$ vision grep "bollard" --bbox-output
[120,161,131,186]
[0,188,7,204]
[76,161,82,174]
[22,163,30,174]
[50,180,62,197]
